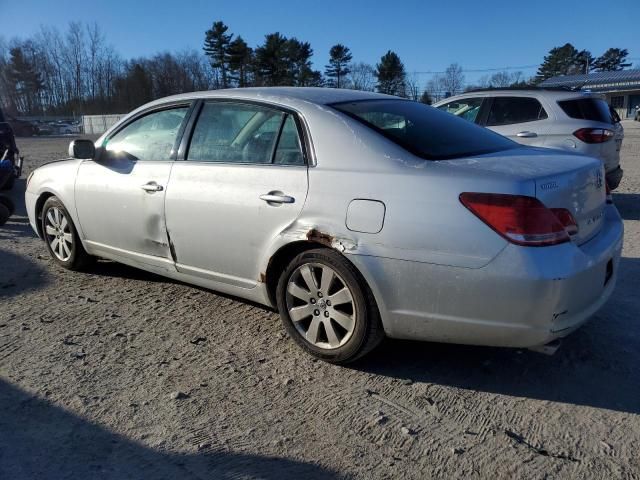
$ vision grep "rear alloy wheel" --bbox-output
[41,196,93,270]
[276,248,384,363]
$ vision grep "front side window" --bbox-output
[486,97,548,126]
[332,99,516,160]
[104,107,189,161]
[437,97,483,123]
[188,102,284,164]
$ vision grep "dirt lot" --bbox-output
[1,124,639,479]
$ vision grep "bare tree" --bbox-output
[440,63,465,96]
[425,74,443,102]
[347,62,376,91]
[405,73,422,101]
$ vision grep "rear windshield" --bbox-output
[558,98,613,124]
[331,99,516,160]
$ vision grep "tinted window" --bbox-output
[274,115,304,165]
[105,107,188,161]
[437,97,483,123]
[332,99,516,160]
[558,98,613,124]
[188,102,284,164]
[486,97,548,126]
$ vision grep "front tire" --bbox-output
[276,248,384,364]
[41,196,93,270]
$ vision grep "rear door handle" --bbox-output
[260,192,295,205]
[141,182,164,192]
[516,131,537,138]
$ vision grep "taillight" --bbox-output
[550,208,578,236]
[459,193,573,247]
[573,128,614,144]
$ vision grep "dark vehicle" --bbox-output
[0,107,23,190]
[9,117,37,136]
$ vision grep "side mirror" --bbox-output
[69,139,95,159]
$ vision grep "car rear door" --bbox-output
[75,104,192,271]
[483,96,550,146]
[164,100,309,288]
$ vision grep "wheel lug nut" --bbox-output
[326,300,331,306]
[310,298,316,304]
[317,292,323,298]
[314,310,320,316]
[324,311,330,318]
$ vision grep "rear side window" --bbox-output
[486,97,548,126]
[558,98,612,124]
[187,102,305,165]
[332,99,516,160]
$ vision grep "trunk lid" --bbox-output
[534,157,606,245]
[446,147,607,245]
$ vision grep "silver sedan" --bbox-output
[25,88,623,363]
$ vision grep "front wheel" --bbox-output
[276,248,384,364]
[41,196,94,270]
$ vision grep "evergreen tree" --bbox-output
[419,90,432,105]
[114,62,153,111]
[593,48,632,72]
[325,44,352,88]
[287,38,315,86]
[203,21,232,88]
[7,47,43,114]
[536,43,592,81]
[253,32,290,86]
[376,50,406,96]
[228,36,253,87]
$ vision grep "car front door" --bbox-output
[164,101,309,289]
[483,96,550,146]
[75,104,191,270]
[436,97,485,124]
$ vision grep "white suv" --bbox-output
[434,89,624,189]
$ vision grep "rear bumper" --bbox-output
[606,165,623,190]
[350,205,624,348]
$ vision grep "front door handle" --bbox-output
[516,131,537,138]
[260,192,295,205]
[141,182,164,192]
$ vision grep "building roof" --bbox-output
[540,69,640,92]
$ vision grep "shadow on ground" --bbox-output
[352,256,640,415]
[613,193,640,221]
[0,379,336,479]
[0,248,49,299]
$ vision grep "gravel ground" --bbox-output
[1,124,639,479]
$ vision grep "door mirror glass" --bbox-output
[69,139,95,159]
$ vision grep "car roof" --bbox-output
[137,87,395,113]
[433,88,600,105]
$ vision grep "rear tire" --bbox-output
[0,203,9,226]
[0,173,14,190]
[0,195,15,216]
[41,196,94,271]
[276,248,384,364]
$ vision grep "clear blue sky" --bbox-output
[2,0,639,84]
